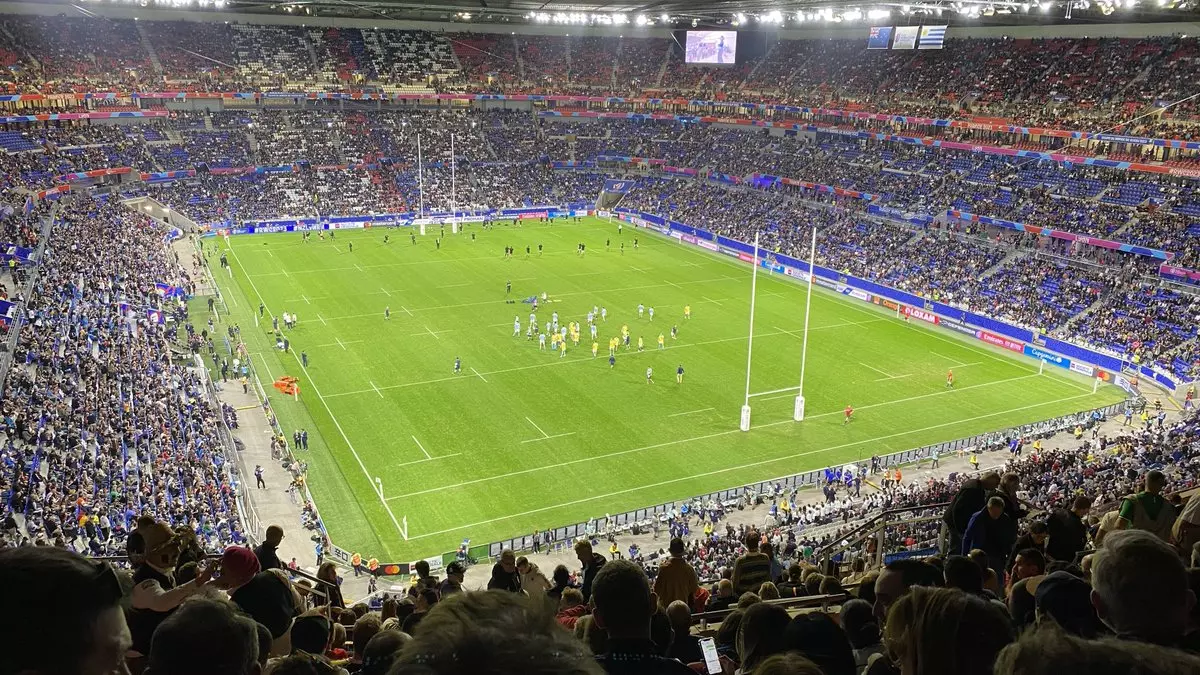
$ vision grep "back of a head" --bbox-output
[994,625,1200,675]
[666,600,692,633]
[885,587,1014,675]
[0,546,126,675]
[266,652,342,675]
[591,559,652,638]
[885,558,942,589]
[360,629,410,675]
[944,555,984,594]
[290,615,332,656]
[669,537,686,557]
[715,609,744,649]
[1092,529,1192,642]
[782,612,856,675]
[744,531,760,550]
[738,602,792,672]
[839,598,881,650]
[1146,470,1166,493]
[753,653,827,675]
[354,613,383,656]
[147,598,260,675]
[390,590,603,675]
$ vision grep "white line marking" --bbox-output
[369,381,383,398]
[701,295,724,306]
[412,435,432,460]
[401,305,413,317]
[424,325,440,339]
[669,407,715,417]
[355,263,365,272]
[381,287,391,297]
[394,391,1101,536]
[386,370,1056,503]
[931,351,964,365]
[438,282,470,289]
[281,268,290,279]
[568,271,605,277]
[221,244,409,545]
[524,416,550,439]
[748,385,803,399]
[874,373,913,382]
[302,295,310,304]
[859,362,896,378]
[335,337,347,350]
[666,280,683,289]
[471,367,488,383]
[521,432,577,444]
[254,352,276,383]
[396,453,461,468]
[317,314,327,326]
[629,266,649,273]
[267,249,276,258]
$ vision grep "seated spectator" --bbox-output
[358,630,409,675]
[782,612,857,675]
[737,602,793,675]
[872,559,942,625]
[706,579,737,612]
[993,626,1200,675]
[1090,529,1199,651]
[591,559,694,674]
[753,654,828,675]
[390,590,603,674]
[883,587,1014,675]
[557,588,589,630]
[664,600,703,665]
[0,546,129,675]
[145,597,262,675]
[267,652,347,675]
[400,589,438,635]
[290,615,333,656]
[839,598,886,675]
[1033,570,1103,638]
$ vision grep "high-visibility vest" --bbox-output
[351,553,362,567]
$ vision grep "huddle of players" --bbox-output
[512,303,693,382]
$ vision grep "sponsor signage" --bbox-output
[1069,361,1096,377]
[783,267,811,282]
[902,305,939,324]
[848,289,871,302]
[881,299,900,311]
[738,252,756,263]
[697,240,719,252]
[680,234,696,244]
[978,330,1024,352]
[1023,345,1070,368]
[941,318,979,337]
[518,211,547,220]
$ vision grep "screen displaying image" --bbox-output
[685,31,737,64]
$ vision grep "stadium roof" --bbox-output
[22,0,1200,27]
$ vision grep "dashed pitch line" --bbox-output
[302,295,310,304]
[471,367,489,383]
[316,314,327,326]
[669,407,715,417]
[369,381,384,398]
[384,371,1051,503]
[412,435,432,460]
[401,306,413,317]
[355,263,365,272]
[521,432,576,444]
[393,391,1101,536]
[701,295,724,306]
[874,374,913,382]
[395,453,462,468]
[380,287,391,297]
[334,337,348,350]
[424,325,441,340]
[859,362,895,379]
[524,416,550,439]
[437,282,471,289]
[313,339,363,349]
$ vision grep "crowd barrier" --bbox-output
[610,207,1182,393]
[202,203,595,236]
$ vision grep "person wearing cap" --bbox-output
[1034,570,1103,638]
[439,561,465,596]
[291,614,333,656]
[217,545,300,657]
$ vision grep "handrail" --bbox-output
[88,554,339,597]
[693,593,848,626]
[811,502,950,561]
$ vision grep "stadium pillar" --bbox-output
[794,226,817,422]
[740,231,761,432]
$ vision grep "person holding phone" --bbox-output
[591,560,695,674]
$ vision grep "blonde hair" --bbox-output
[885,587,1013,675]
[759,582,781,600]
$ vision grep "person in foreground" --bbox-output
[590,559,695,674]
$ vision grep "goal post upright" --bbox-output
[740,231,761,432]
[794,225,817,421]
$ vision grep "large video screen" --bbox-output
[685,31,737,64]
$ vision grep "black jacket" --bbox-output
[253,542,283,571]
[580,552,607,603]
[944,479,990,535]
[486,564,522,593]
[1045,508,1088,562]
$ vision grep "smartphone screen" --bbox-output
[699,637,722,674]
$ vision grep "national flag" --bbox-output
[0,299,13,329]
[22,195,33,216]
[602,179,634,194]
[918,25,947,49]
[273,376,299,396]
[118,301,130,316]
[892,26,919,50]
[867,26,894,50]
[146,309,166,325]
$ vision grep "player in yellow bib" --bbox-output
[637,336,645,352]
[684,305,691,319]
[592,341,599,358]
[657,333,665,349]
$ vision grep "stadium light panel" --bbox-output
[661,13,671,22]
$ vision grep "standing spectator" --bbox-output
[413,560,439,591]
[256,465,267,489]
[487,549,522,593]
[943,472,1001,555]
[1006,522,1047,570]
[517,556,552,595]
[1119,470,1177,541]
[962,497,1015,582]
[401,589,438,635]
[0,547,130,675]
[314,562,346,609]
[732,531,771,596]
[255,525,286,571]
[653,537,700,610]
[548,564,575,603]
[576,539,608,603]
[591,560,695,674]
[439,561,465,597]
[1091,529,1199,650]
[1046,496,1091,562]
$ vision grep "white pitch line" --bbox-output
[380,287,391,297]
[666,280,683,289]
[401,305,413,317]
[524,416,550,439]
[313,339,363,349]
[385,370,1052,503]
[859,362,895,379]
[316,314,327,326]
[281,268,290,279]
[874,373,913,382]
[701,295,724,306]
[394,391,1101,537]
[438,282,470,289]
[396,453,462,468]
[355,263,365,272]
[335,337,347,351]
[302,295,310,304]
[424,325,441,340]
[369,381,384,398]
[471,367,488,383]
[221,243,409,544]
[669,407,715,417]
[521,432,576,444]
[412,435,432,460]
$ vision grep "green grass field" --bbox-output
[206,216,1124,560]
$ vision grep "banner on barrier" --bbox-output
[903,305,939,324]
[978,330,1024,352]
[1024,345,1070,369]
[1069,361,1096,377]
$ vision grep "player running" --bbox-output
[513,316,521,337]
[648,307,654,322]
[671,324,678,340]
[646,366,654,384]
[506,280,512,295]
[946,369,954,389]
[385,306,391,320]
[601,307,608,322]
[676,364,685,384]
[454,357,462,374]
[843,405,854,425]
